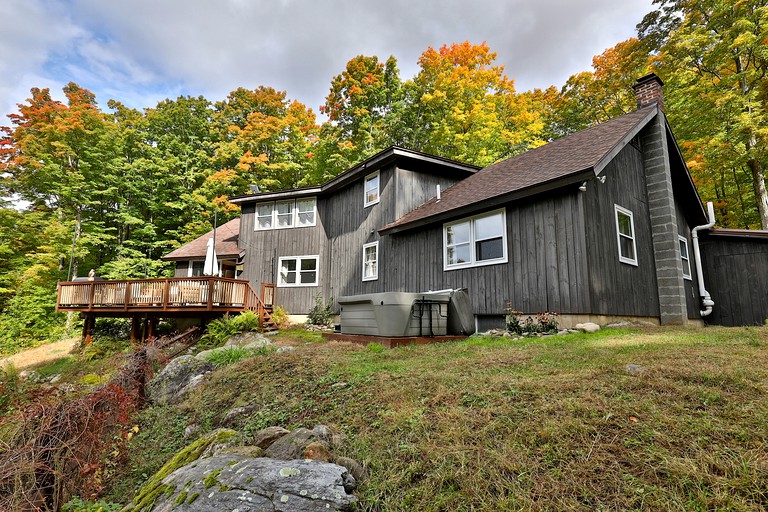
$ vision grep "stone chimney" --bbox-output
[632,73,664,110]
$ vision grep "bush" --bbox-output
[504,302,559,335]
[198,311,263,350]
[271,305,289,328]
[307,294,334,326]
[62,496,122,512]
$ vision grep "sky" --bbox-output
[1,0,654,124]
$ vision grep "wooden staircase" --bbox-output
[246,282,278,332]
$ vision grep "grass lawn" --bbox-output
[109,326,768,510]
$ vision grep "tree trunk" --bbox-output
[747,157,768,229]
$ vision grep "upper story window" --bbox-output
[188,260,205,277]
[277,255,319,287]
[364,171,380,207]
[362,241,379,281]
[443,209,507,270]
[615,204,638,266]
[254,197,317,231]
[679,235,692,280]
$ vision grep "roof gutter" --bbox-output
[691,201,716,317]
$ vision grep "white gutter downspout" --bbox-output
[691,201,716,316]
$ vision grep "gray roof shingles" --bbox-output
[382,107,656,232]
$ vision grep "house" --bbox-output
[163,218,243,279]
[229,74,735,330]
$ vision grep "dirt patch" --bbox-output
[0,337,79,370]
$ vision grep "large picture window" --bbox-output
[364,171,380,207]
[614,204,638,266]
[278,256,319,287]
[443,209,507,270]
[362,241,379,281]
[679,235,692,280]
[254,197,316,230]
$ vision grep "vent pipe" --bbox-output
[691,201,716,316]
[436,184,441,202]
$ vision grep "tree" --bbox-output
[639,0,768,229]
[392,41,544,166]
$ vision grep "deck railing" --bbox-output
[56,277,261,312]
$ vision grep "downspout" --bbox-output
[691,201,716,316]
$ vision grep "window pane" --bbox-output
[258,217,272,229]
[298,212,314,226]
[296,198,315,226]
[276,201,292,214]
[298,271,315,284]
[620,236,635,260]
[679,238,688,258]
[447,243,471,265]
[191,261,205,277]
[365,174,379,204]
[277,213,293,227]
[476,237,503,261]
[256,204,273,229]
[617,211,633,237]
[474,213,504,240]
[446,222,470,245]
[281,259,296,272]
[300,258,317,271]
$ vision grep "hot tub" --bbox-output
[338,292,450,337]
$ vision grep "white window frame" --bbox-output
[277,255,319,287]
[295,197,317,227]
[679,235,692,280]
[443,208,508,271]
[364,171,380,208]
[254,197,317,231]
[275,200,294,229]
[362,241,379,281]
[255,202,275,231]
[614,204,638,266]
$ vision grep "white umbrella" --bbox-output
[203,237,219,276]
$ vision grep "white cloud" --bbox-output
[1,0,654,123]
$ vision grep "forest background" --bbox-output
[1,0,766,353]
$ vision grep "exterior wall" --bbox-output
[674,199,702,320]
[700,235,768,326]
[174,261,189,277]
[584,143,661,318]
[373,189,590,316]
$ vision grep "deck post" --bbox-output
[147,317,157,340]
[130,317,141,343]
[87,283,96,310]
[162,279,170,311]
[82,314,94,345]
[207,279,214,310]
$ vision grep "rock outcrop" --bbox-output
[146,356,214,406]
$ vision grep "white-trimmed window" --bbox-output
[679,235,692,280]
[254,197,316,230]
[295,198,316,227]
[364,171,380,207]
[278,256,319,287]
[275,200,294,228]
[615,204,638,266]
[362,241,379,281]
[256,203,274,230]
[443,209,507,270]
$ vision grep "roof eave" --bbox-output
[380,169,594,235]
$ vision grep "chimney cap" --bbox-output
[632,72,664,90]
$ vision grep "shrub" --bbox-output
[271,305,289,328]
[307,294,334,326]
[504,302,523,334]
[504,302,559,335]
[198,311,264,350]
[199,346,270,368]
[62,496,122,512]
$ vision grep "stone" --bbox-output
[224,331,273,348]
[557,329,570,335]
[141,455,357,512]
[199,430,249,459]
[625,364,645,375]
[222,403,259,426]
[575,322,601,334]
[312,425,333,444]
[220,445,264,458]
[253,426,291,449]
[304,442,332,462]
[276,346,295,353]
[265,427,320,460]
[49,374,62,384]
[183,423,198,439]
[331,381,348,389]
[146,355,214,406]
[334,456,367,483]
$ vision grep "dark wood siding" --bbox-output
[378,189,590,316]
[173,262,189,278]
[700,235,768,326]
[584,144,660,317]
[674,199,702,319]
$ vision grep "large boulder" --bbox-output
[264,427,321,460]
[145,455,357,512]
[146,356,214,406]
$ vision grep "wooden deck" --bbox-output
[57,277,276,342]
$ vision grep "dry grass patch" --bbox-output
[113,326,768,510]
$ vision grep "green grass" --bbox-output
[110,326,768,510]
